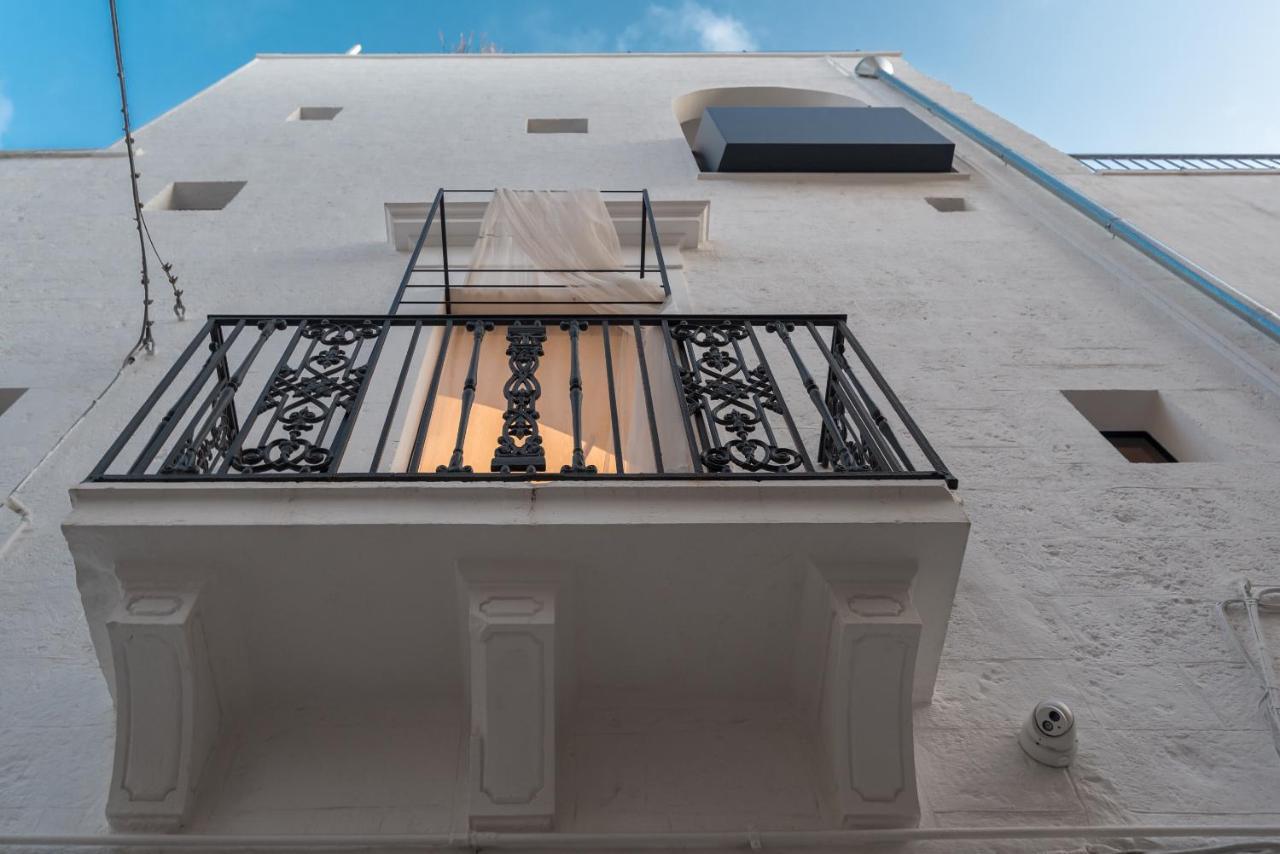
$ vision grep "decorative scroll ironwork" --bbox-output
[492,322,548,472]
[233,319,381,474]
[670,320,804,474]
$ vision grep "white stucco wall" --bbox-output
[4,52,1280,844]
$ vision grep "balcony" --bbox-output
[87,314,955,485]
[64,189,968,836]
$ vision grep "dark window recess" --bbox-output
[1102,431,1177,464]
[693,106,954,173]
[0,388,25,418]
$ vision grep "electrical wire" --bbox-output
[109,0,187,366]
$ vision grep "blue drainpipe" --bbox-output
[848,56,1280,344]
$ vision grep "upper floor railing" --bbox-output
[389,189,672,314]
[1072,154,1280,173]
[88,314,955,488]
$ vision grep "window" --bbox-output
[1061,389,1213,462]
[926,197,968,212]
[145,181,247,211]
[527,118,588,134]
[0,388,25,419]
[288,106,342,121]
[1101,431,1177,464]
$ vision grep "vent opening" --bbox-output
[288,106,342,121]
[0,388,26,419]
[926,197,968,212]
[145,181,246,211]
[527,118,588,134]
[1061,389,1216,462]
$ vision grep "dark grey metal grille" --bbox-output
[89,314,956,488]
[1072,154,1280,173]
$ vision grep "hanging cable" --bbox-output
[109,0,186,364]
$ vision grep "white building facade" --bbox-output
[3,51,1280,850]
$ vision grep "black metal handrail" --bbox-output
[89,314,956,488]
[389,189,672,315]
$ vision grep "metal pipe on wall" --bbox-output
[843,55,1280,345]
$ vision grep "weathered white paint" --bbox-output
[0,51,1277,846]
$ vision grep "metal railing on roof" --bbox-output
[1072,154,1280,173]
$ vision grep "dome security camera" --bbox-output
[1018,700,1076,767]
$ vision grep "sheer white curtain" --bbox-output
[390,190,688,474]
[453,188,665,311]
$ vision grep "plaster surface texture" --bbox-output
[2,52,1280,846]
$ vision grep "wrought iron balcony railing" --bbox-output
[89,314,956,487]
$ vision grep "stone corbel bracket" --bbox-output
[105,589,222,831]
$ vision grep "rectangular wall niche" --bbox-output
[926,197,968,212]
[527,118,588,134]
[0,388,26,419]
[288,106,342,121]
[1061,389,1216,463]
[145,181,246,211]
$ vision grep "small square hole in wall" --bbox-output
[0,388,26,419]
[527,118,588,134]
[288,106,342,121]
[1061,389,1218,462]
[925,197,968,212]
[145,181,246,211]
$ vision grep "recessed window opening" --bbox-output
[926,197,968,212]
[0,388,26,419]
[1061,389,1217,463]
[1101,431,1177,464]
[144,181,246,211]
[288,106,342,121]
[527,118,588,134]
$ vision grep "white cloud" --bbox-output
[0,86,14,147]
[617,2,758,53]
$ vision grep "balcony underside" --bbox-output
[65,479,968,832]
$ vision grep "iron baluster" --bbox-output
[632,320,665,474]
[438,320,492,473]
[744,323,815,473]
[408,321,454,472]
[600,320,625,474]
[128,320,247,475]
[162,319,282,474]
[440,195,451,316]
[492,321,548,472]
[815,323,913,471]
[91,317,215,479]
[768,321,857,472]
[327,319,393,472]
[639,195,647,279]
[804,322,896,472]
[370,320,423,472]
[559,320,596,474]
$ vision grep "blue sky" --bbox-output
[2,0,1279,152]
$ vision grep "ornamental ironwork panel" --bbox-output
[669,320,805,474]
[232,319,382,474]
[492,321,549,472]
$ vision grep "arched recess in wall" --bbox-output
[672,86,869,161]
